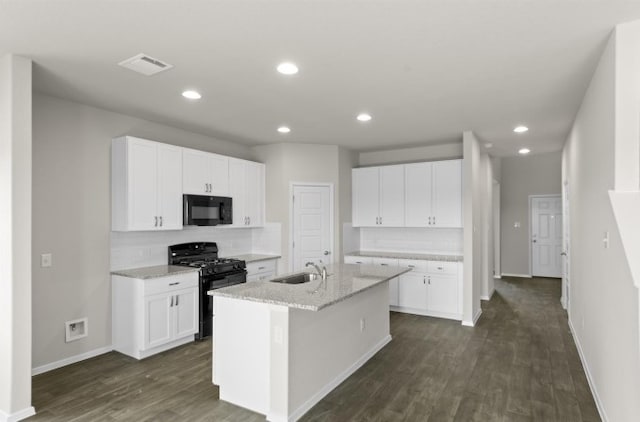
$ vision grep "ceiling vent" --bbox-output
[118,53,173,76]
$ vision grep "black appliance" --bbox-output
[168,242,246,340]
[183,195,232,226]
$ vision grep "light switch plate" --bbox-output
[41,253,52,268]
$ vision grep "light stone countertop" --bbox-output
[225,253,281,264]
[346,251,463,262]
[111,265,199,279]
[208,263,411,311]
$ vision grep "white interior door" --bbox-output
[292,185,333,272]
[531,195,563,277]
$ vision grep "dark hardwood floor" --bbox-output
[29,276,600,421]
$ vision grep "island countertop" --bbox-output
[208,263,411,311]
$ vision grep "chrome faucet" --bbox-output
[306,261,327,281]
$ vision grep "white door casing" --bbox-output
[531,195,563,278]
[291,184,334,272]
[561,182,570,310]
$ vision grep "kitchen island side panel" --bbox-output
[287,282,391,419]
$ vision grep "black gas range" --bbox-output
[168,242,246,340]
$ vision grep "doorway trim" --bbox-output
[289,182,335,273]
[528,194,562,277]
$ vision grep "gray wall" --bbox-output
[32,94,255,369]
[358,142,462,166]
[253,143,357,272]
[563,28,640,420]
[500,151,562,276]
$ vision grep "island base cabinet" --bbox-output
[112,272,198,360]
[213,282,391,422]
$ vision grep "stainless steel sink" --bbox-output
[269,272,320,284]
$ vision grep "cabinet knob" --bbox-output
[154,216,158,227]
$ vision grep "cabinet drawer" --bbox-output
[344,256,373,265]
[144,272,198,297]
[398,259,428,272]
[371,257,399,267]
[427,261,457,275]
[246,259,277,276]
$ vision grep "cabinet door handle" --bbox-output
[423,277,426,284]
[159,216,163,227]
[428,216,431,225]
[175,295,179,306]
[437,266,443,270]
[408,265,415,268]
[154,216,158,227]
[169,282,180,286]
[248,216,251,225]
[433,216,436,225]
[258,266,265,270]
[170,296,174,307]
[380,263,388,266]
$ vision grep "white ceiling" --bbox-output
[2,1,640,156]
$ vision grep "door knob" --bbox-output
[324,251,331,255]
[532,240,537,243]
[560,252,567,256]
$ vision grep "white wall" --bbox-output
[500,152,562,276]
[32,94,256,370]
[359,228,463,255]
[358,142,462,166]
[462,131,482,325]
[563,27,640,421]
[0,55,34,421]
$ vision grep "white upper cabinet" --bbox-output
[229,158,265,227]
[352,167,379,226]
[431,160,462,227]
[405,160,462,227]
[352,165,405,227]
[112,136,182,231]
[353,159,461,228]
[405,162,432,227]
[182,148,229,196]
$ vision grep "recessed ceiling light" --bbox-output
[514,125,528,133]
[277,126,291,134]
[182,90,202,100]
[518,148,531,155]
[485,143,493,148]
[357,113,372,122]
[277,62,298,75]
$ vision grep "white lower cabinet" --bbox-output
[344,255,462,320]
[113,271,199,359]
[246,258,278,282]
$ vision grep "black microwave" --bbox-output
[183,195,232,226]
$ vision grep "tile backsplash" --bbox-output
[111,223,281,270]
[358,227,463,255]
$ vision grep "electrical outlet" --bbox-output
[41,253,52,268]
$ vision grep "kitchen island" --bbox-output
[208,263,410,422]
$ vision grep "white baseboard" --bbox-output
[568,319,608,422]
[494,275,502,279]
[462,308,483,327]
[32,345,113,376]
[501,272,532,278]
[278,335,392,422]
[0,406,35,422]
[481,287,495,301]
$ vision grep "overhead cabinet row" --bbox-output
[112,136,265,231]
[352,159,462,228]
